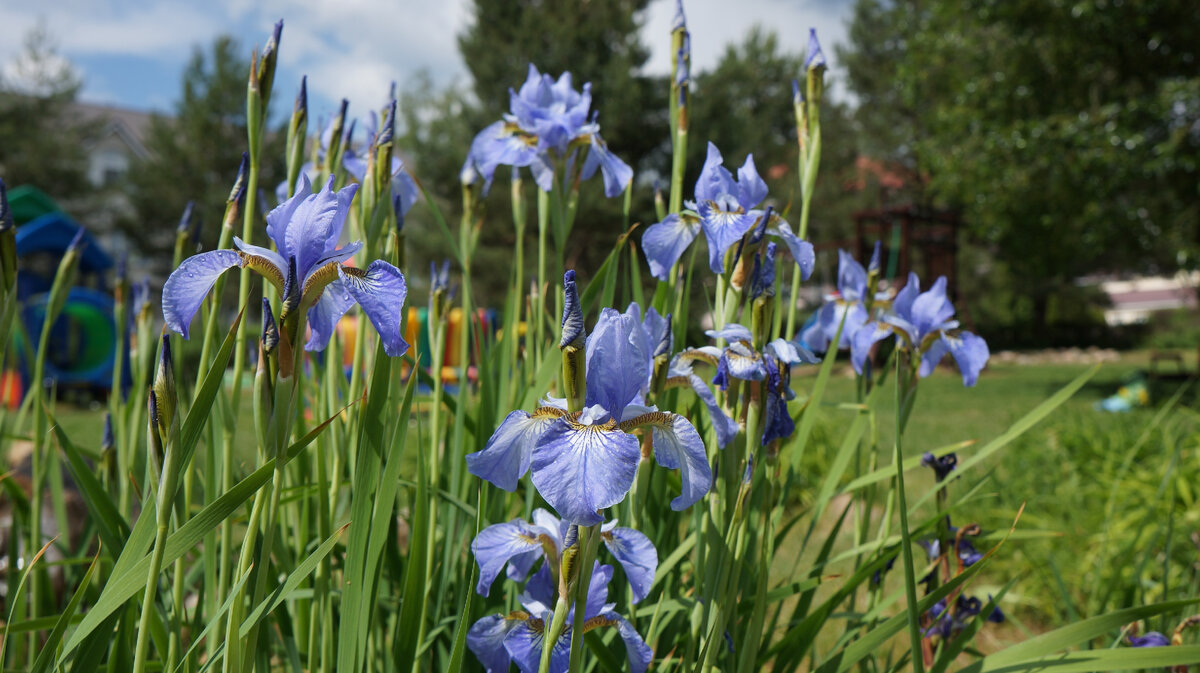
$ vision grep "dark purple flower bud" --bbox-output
[672,0,687,32]
[67,227,86,253]
[102,413,115,452]
[256,20,283,97]
[1129,632,1170,647]
[868,240,883,274]
[921,451,957,481]
[986,595,1005,623]
[750,242,777,300]
[804,28,826,71]
[228,153,250,206]
[560,270,583,348]
[261,297,278,355]
[153,334,177,430]
[375,99,396,150]
[563,524,579,550]
[116,253,128,284]
[294,75,308,119]
[653,318,672,359]
[177,201,196,235]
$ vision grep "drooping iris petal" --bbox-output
[287,178,360,278]
[610,614,654,673]
[162,249,241,338]
[467,615,518,673]
[467,408,563,491]
[763,214,815,281]
[699,197,754,274]
[581,133,632,198]
[600,525,658,603]
[851,322,894,375]
[627,412,711,511]
[530,419,640,525]
[762,389,794,445]
[504,620,568,673]
[471,519,545,597]
[641,214,700,281]
[305,279,356,352]
[584,307,649,417]
[688,374,738,448]
[338,260,410,357]
[941,331,989,387]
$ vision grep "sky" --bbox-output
[0,0,853,120]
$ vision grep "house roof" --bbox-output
[71,101,156,159]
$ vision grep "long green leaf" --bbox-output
[240,523,350,637]
[30,545,101,673]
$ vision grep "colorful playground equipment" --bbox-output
[6,185,117,404]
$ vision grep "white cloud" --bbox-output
[0,0,852,112]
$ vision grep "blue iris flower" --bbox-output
[851,272,990,386]
[462,65,632,198]
[641,142,814,280]
[343,104,421,227]
[162,175,409,356]
[801,247,887,352]
[1128,632,1170,647]
[466,301,711,525]
[923,595,992,640]
[668,326,816,448]
[467,561,653,673]
[470,508,657,603]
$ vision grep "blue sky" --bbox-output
[0,0,852,121]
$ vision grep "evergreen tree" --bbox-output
[120,35,285,275]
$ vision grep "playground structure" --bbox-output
[6,185,117,405]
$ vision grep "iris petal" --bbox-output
[687,374,738,449]
[530,419,640,525]
[699,198,754,274]
[162,249,241,339]
[641,214,700,281]
[694,142,735,203]
[265,172,311,259]
[505,621,568,673]
[581,134,632,198]
[467,408,563,491]
[705,323,752,343]
[303,241,363,287]
[764,214,815,281]
[851,322,894,375]
[736,154,767,208]
[609,613,654,673]
[232,237,287,279]
[601,526,657,603]
[338,260,410,357]
[584,307,650,416]
[624,412,711,511]
[471,519,545,597]
[305,278,355,352]
[836,249,868,301]
[288,177,359,278]
[910,276,955,339]
[467,615,517,673]
[942,331,989,387]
